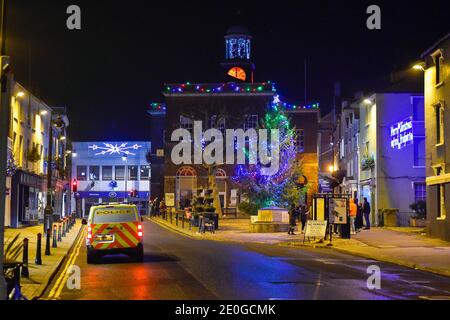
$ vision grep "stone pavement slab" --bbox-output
[4,221,83,299]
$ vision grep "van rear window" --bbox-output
[93,207,138,223]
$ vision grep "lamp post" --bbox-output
[122,155,128,203]
[0,0,9,300]
[43,113,65,247]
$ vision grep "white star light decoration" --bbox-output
[89,143,143,156]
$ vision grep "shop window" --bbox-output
[115,166,125,181]
[128,165,138,181]
[77,166,87,181]
[89,166,100,181]
[140,165,150,180]
[102,166,112,181]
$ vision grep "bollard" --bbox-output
[58,223,62,242]
[176,213,179,226]
[66,218,69,233]
[35,233,42,265]
[170,211,173,224]
[45,228,51,256]
[22,238,29,278]
[52,224,58,248]
[62,220,66,237]
[182,216,185,229]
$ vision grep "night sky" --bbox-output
[6,0,450,141]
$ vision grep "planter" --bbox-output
[410,217,427,227]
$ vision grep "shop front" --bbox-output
[10,170,45,228]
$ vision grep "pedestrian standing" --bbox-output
[300,205,309,233]
[356,201,364,232]
[363,197,371,229]
[349,198,357,235]
[288,203,297,235]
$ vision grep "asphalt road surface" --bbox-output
[42,220,450,300]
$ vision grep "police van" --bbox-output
[82,203,144,264]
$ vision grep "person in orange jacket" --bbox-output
[349,198,357,235]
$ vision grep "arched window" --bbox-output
[176,166,197,177]
[215,168,227,178]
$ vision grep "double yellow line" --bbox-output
[47,228,86,299]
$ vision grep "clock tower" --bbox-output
[221,25,255,83]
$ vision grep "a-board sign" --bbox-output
[165,193,175,207]
[304,220,327,238]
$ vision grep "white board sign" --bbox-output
[304,220,327,238]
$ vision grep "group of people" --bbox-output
[349,197,371,234]
[150,197,166,217]
[288,204,310,235]
[288,197,372,236]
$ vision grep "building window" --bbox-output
[435,104,444,145]
[413,137,426,167]
[433,50,444,86]
[412,96,425,122]
[140,165,150,180]
[77,166,87,181]
[294,129,304,152]
[115,166,125,181]
[437,184,447,219]
[244,115,258,130]
[180,115,193,131]
[89,166,100,181]
[102,166,112,181]
[210,115,226,134]
[414,182,426,202]
[128,165,138,181]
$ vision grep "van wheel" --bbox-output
[135,245,144,262]
[87,251,97,264]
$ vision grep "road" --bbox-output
[42,220,450,300]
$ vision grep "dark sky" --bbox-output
[6,0,450,141]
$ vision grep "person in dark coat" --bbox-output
[300,205,309,232]
[363,197,371,229]
[355,199,364,232]
[288,203,297,235]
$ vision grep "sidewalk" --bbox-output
[4,221,83,299]
[150,216,450,277]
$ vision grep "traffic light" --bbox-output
[72,179,78,192]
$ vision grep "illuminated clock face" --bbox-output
[227,67,246,81]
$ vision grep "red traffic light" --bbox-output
[72,179,78,192]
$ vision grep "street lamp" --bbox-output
[413,63,426,71]
[122,155,128,203]
[16,91,24,98]
[43,114,65,244]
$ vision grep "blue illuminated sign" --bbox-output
[88,142,143,156]
[390,117,413,150]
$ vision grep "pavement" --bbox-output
[42,219,450,300]
[150,216,450,278]
[3,220,83,299]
